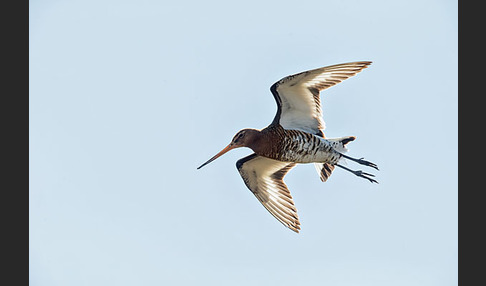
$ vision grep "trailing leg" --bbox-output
[336,164,378,184]
[340,154,379,170]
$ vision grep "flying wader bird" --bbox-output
[198,61,378,233]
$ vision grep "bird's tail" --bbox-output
[314,136,356,182]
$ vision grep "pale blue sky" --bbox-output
[30,0,457,285]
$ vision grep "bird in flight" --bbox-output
[197,61,378,233]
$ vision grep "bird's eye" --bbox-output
[234,132,244,142]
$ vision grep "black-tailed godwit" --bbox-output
[198,61,378,233]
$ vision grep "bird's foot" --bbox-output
[352,169,379,184]
[336,164,379,184]
[355,157,379,171]
[341,154,379,170]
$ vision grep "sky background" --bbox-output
[29,0,457,285]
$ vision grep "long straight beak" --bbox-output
[197,144,236,169]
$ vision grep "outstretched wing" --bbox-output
[236,154,300,233]
[270,61,372,135]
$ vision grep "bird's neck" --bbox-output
[247,125,283,156]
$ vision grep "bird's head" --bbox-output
[197,128,260,169]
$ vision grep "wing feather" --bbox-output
[270,61,372,134]
[236,154,300,233]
